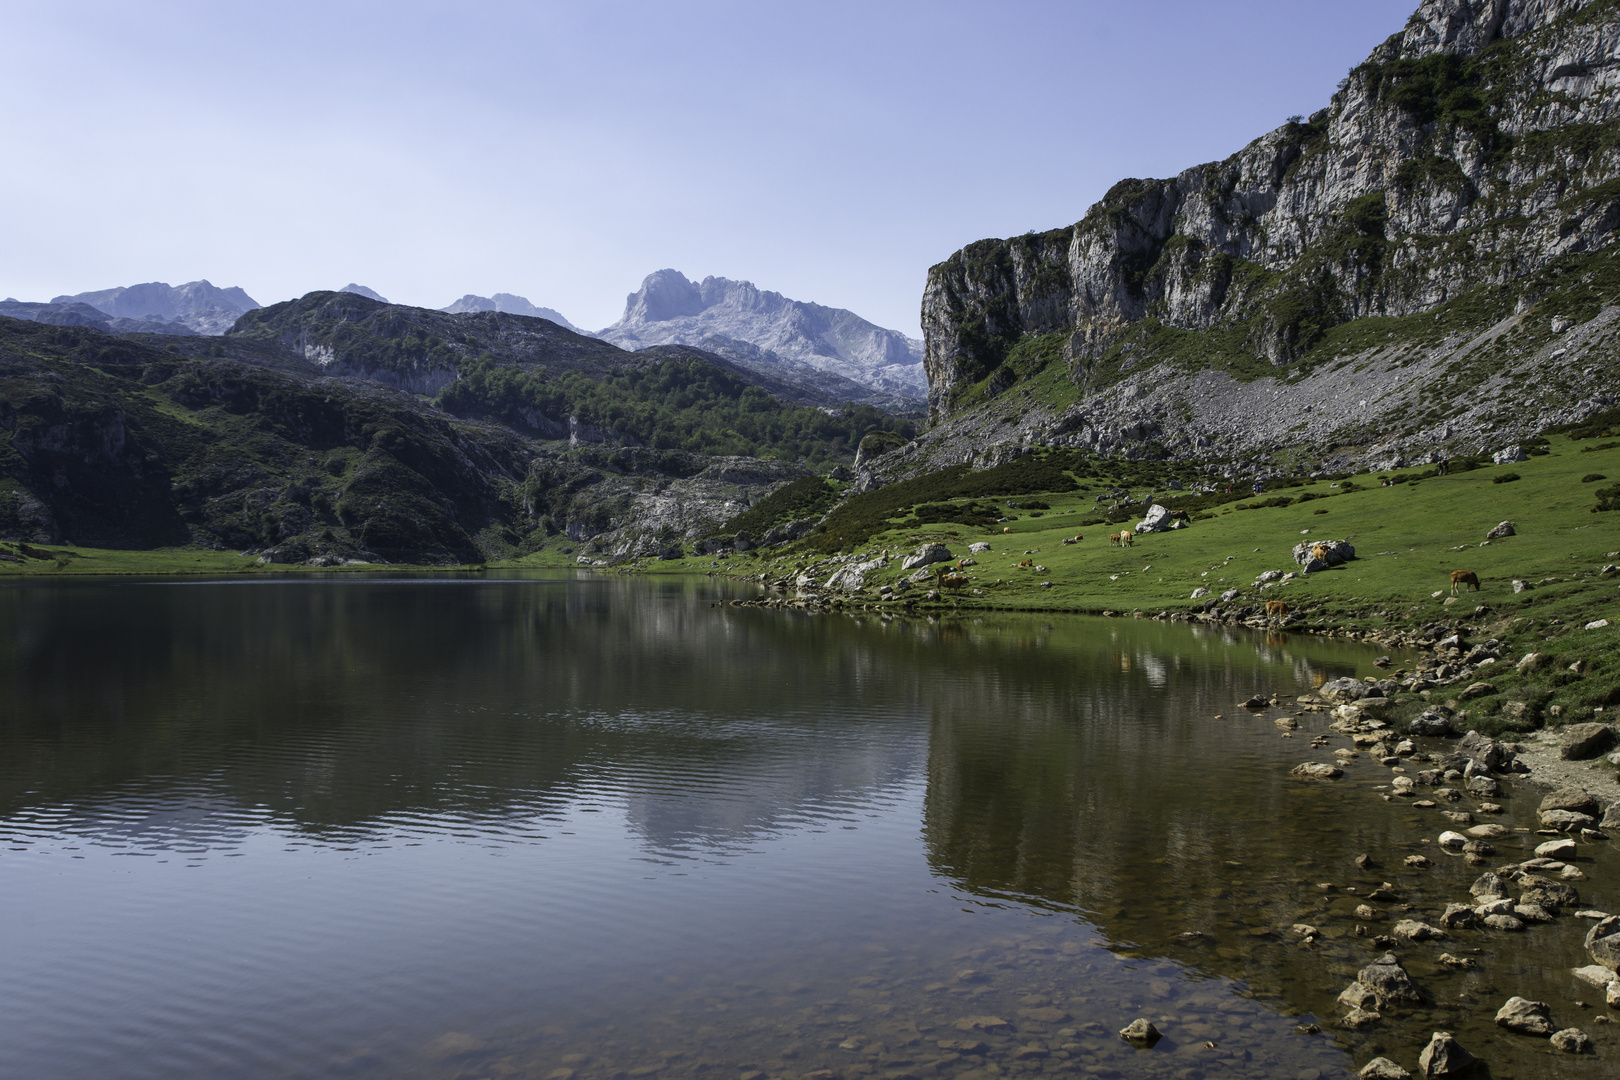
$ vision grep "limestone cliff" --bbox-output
[922,0,1620,429]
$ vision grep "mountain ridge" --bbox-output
[600,269,927,405]
[48,279,260,335]
[916,0,1620,472]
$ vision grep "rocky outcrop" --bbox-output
[921,0,1620,431]
[601,270,926,403]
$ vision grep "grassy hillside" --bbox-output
[650,433,1620,739]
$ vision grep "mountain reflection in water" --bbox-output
[1,576,1603,1080]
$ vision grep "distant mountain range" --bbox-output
[6,272,926,408]
[599,270,926,407]
[441,293,587,335]
[48,280,261,335]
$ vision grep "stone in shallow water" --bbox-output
[1394,919,1447,941]
[1360,1057,1411,1079]
[1341,1007,1382,1030]
[1117,1018,1160,1046]
[1357,953,1425,1008]
[1440,904,1477,930]
[1417,1031,1477,1077]
[1535,837,1577,859]
[1483,913,1526,931]
[1493,996,1554,1035]
[1573,964,1618,988]
[1550,1027,1592,1053]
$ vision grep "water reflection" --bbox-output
[1,577,1604,1079]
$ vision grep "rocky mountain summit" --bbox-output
[441,292,588,335]
[47,279,260,335]
[339,283,389,303]
[600,270,927,408]
[916,0,1620,472]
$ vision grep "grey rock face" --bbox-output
[600,270,926,403]
[48,279,260,335]
[1560,723,1618,760]
[900,543,954,571]
[916,0,1620,461]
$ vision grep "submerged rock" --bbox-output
[1550,1028,1592,1053]
[1494,996,1554,1035]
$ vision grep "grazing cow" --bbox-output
[940,574,968,592]
[1266,600,1290,617]
[1450,570,1481,595]
[1003,527,1012,534]
[1120,530,1134,548]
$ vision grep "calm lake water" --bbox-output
[0,575,1612,1080]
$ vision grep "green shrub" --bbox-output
[1493,472,1521,484]
[1594,483,1620,512]
[1581,473,1607,483]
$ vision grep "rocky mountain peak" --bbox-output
[1398,0,1596,59]
[601,270,927,406]
[339,283,388,303]
[621,269,707,323]
[46,279,261,335]
[441,293,588,335]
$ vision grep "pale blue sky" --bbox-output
[2,1,1418,335]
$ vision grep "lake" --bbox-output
[0,574,1611,1079]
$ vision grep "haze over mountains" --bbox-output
[4,271,926,408]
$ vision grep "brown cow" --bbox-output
[940,574,969,592]
[1311,543,1330,562]
[1450,570,1481,595]
[1017,559,1034,568]
[1266,600,1290,617]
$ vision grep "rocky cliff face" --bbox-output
[50,280,260,335]
[601,270,927,404]
[922,0,1620,428]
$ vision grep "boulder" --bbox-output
[1470,872,1507,901]
[1535,838,1578,860]
[1320,677,1372,702]
[1292,762,1343,780]
[1493,996,1553,1036]
[1540,787,1601,816]
[1359,1057,1410,1079]
[1357,952,1425,1008]
[1519,874,1579,911]
[901,543,954,571]
[1440,904,1477,930]
[1417,1031,1477,1077]
[824,557,886,593]
[1540,809,1598,831]
[1393,920,1446,942]
[1492,446,1528,464]
[1456,730,1524,773]
[1550,1028,1592,1054]
[1409,712,1454,737]
[1191,587,1210,599]
[1118,1018,1160,1046]
[1560,723,1618,760]
[1585,914,1620,970]
[1482,913,1526,931]
[1292,538,1355,569]
[1439,831,1467,848]
[1485,521,1516,540]
[1605,801,1620,830]
[1135,504,1173,533]
[968,542,991,553]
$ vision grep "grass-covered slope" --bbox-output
[657,431,1620,740]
